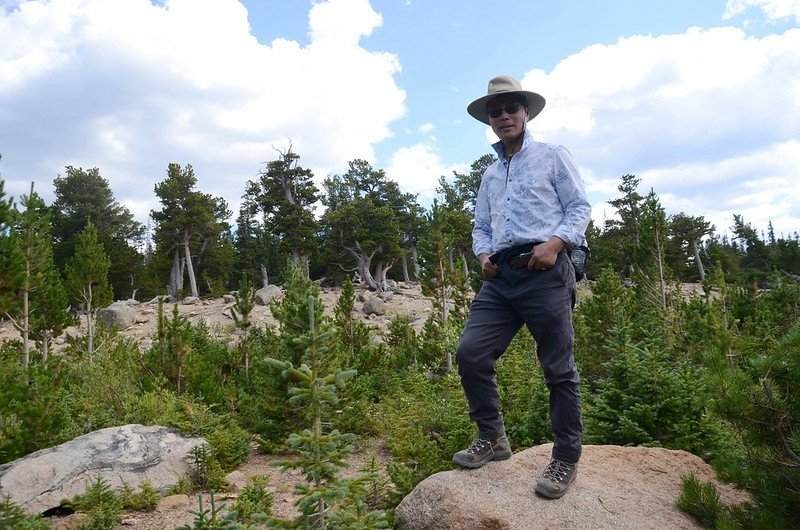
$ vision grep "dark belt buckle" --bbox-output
[509,252,532,269]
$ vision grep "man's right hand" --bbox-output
[478,253,500,279]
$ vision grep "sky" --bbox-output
[1,0,799,241]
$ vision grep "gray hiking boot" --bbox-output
[452,436,512,468]
[534,459,578,499]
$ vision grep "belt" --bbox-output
[489,243,541,267]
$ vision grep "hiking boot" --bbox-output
[534,459,578,499]
[452,436,512,468]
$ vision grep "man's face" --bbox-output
[487,95,527,144]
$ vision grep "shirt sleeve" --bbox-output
[472,173,494,257]
[551,146,592,247]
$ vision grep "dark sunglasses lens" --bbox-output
[488,103,520,118]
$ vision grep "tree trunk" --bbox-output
[411,245,420,281]
[22,282,30,372]
[692,240,706,282]
[401,255,410,283]
[459,248,470,279]
[41,329,50,366]
[169,249,183,298]
[374,262,385,292]
[86,284,94,357]
[260,263,269,288]
[183,231,199,298]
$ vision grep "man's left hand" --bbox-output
[527,237,565,271]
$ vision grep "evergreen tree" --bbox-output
[248,148,320,271]
[268,296,387,528]
[1,184,70,370]
[151,163,231,299]
[320,160,405,291]
[434,154,494,279]
[605,173,645,277]
[50,166,144,299]
[633,189,671,310]
[669,213,714,282]
[64,221,112,356]
[231,272,256,382]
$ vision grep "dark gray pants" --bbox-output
[456,249,582,463]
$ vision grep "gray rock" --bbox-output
[396,444,750,530]
[362,297,385,316]
[182,296,201,305]
[254,285,282,306]
[0,424,206,514]
[377,290,393,301]
[96,302,135,330]
[223,294,236,303]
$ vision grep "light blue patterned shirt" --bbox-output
[472,131,591,256]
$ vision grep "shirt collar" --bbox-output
[491,130,534,159]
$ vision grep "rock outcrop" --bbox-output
[96,301,136,330]
[254,285,282,306]
[0,424,205,514]
[396,444,750,530]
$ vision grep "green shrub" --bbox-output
[119,480,160,511]
[186,444,229,493]
[228,475,273,524]
[63,476,124,530]
[379,370,473,499]
[677,473,723,528]
[583,326,722,457]
[0,496,51,530]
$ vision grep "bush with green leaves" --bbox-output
[379,369,473,500]
[583,324,722,457]
[186,444,229,493]
[119,480,160,511]
[676,473,724,528]
[495,331,553,449]
[63,476,124,530]
[0,496,51,530]
[707,322,800,526]
[228,475,273,525]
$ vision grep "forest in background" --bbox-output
[1,150,799,528]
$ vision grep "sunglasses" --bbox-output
[487,102,523,119]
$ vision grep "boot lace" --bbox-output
[541,459,575,484]
[466,438,492,454]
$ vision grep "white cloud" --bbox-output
[520,26,800,236]
[0,0,405,220]
[385,142,465,204]
[724,0,800,23]
[418,122,435,134]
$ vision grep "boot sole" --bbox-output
[534,476,576,499]
[453,449,512,469]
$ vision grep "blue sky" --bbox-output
[1,0,799,239]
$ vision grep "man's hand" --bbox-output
[528,237,565,271]
[478,253,500,279]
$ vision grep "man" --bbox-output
[452,76,591,500]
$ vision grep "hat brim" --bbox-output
[467,90,546,125]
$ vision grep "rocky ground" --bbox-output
[2,282,431,529]
[0,282,436,354]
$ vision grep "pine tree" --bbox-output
[0,176,26,361]
[230,273,256,382]
[64,221,112,356]
[2,184,71,370]
[267,296,357,528]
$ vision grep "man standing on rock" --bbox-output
[452,75,591,499]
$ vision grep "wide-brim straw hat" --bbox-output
[467,75,546,125]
